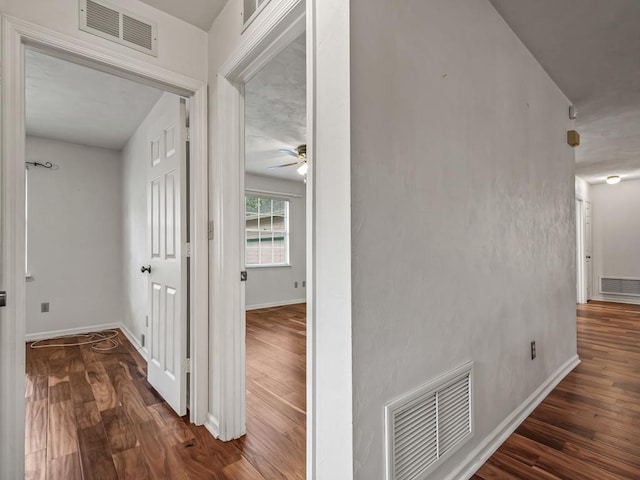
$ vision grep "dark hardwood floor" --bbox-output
[25,303,306,480]
[473,301,640,479]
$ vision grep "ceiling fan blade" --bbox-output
[268,160,306,169]
[278,149,299,158]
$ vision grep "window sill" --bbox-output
[246,264,292,270]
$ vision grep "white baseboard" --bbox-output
[25,323,121,342]
[26,322,150,361]
[590,295,640,306]
[119,323,149,361]
[205,412,220,439]
[246,298,306,311]
[445,354,581,480]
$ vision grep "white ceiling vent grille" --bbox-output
[79,0,158,56]
[385,362,473,480]
[600,277,640,297]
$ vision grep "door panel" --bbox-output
[146,94,188,416]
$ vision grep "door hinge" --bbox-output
[208,220,214,240]
[186,242,191,257]
[185,127,191,142]
[184,358,191,373]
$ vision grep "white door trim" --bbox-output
[575,198,586,304]
[0,16,209,479]
[211,1,355,478]
[208,0,305,442]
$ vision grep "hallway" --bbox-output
[473,301,640,479]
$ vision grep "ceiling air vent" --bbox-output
[79,0,158,56]
[385,362,473,480]
[600,277,640,297]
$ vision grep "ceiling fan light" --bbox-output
[606,175,621,185]
[297,163,308,176]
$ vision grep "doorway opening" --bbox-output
[23,46,196,475]
[575,196,592,304]
[0,17,209,478]
[241,33,307,476]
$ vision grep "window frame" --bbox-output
[244,194,291,268]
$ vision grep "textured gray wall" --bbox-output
[350,0,577,477]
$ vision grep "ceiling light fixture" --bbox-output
[297,163,308,176]
[606,175,621,185]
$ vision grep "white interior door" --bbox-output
[146,94,188,416]
[585,200,593,300]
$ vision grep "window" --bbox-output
[245,195,289,266]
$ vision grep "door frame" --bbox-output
[0,15,209,479]
[575,198,587,304]
[212,1,355,478]
[208,0,305,441]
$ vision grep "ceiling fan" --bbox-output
[269,144,308,176]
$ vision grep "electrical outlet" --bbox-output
[41,302,49,313]
[294,281,299,288]
[531,341,537,360]
[302,280,306,287]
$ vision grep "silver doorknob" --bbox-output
[0,291,6,307]
[141,265,151,274]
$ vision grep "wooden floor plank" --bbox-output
[475,301,640,479]
[47,400,78,461]
[112,447,150,480]
[77,424,119,480]
[25,398,47,455]
[222,458,266,480]
[48,452,83,480]
[26,306,306,480]
[25,450,46,480]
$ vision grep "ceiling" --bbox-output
[244,34,306,182]
[26,48,164,150]
[25,32,307,174]
[138,0,227,31]
[488,0,640,184]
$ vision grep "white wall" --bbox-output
[0,0,207,82]
[25,136,123,336]
[575,176,590,201]
[350,0,577,478]
[591,179,640,305]
[245,174,306,309]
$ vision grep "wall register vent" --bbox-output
[600,277,640,297]
[385,362,473,480]
[79,0,158,56]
